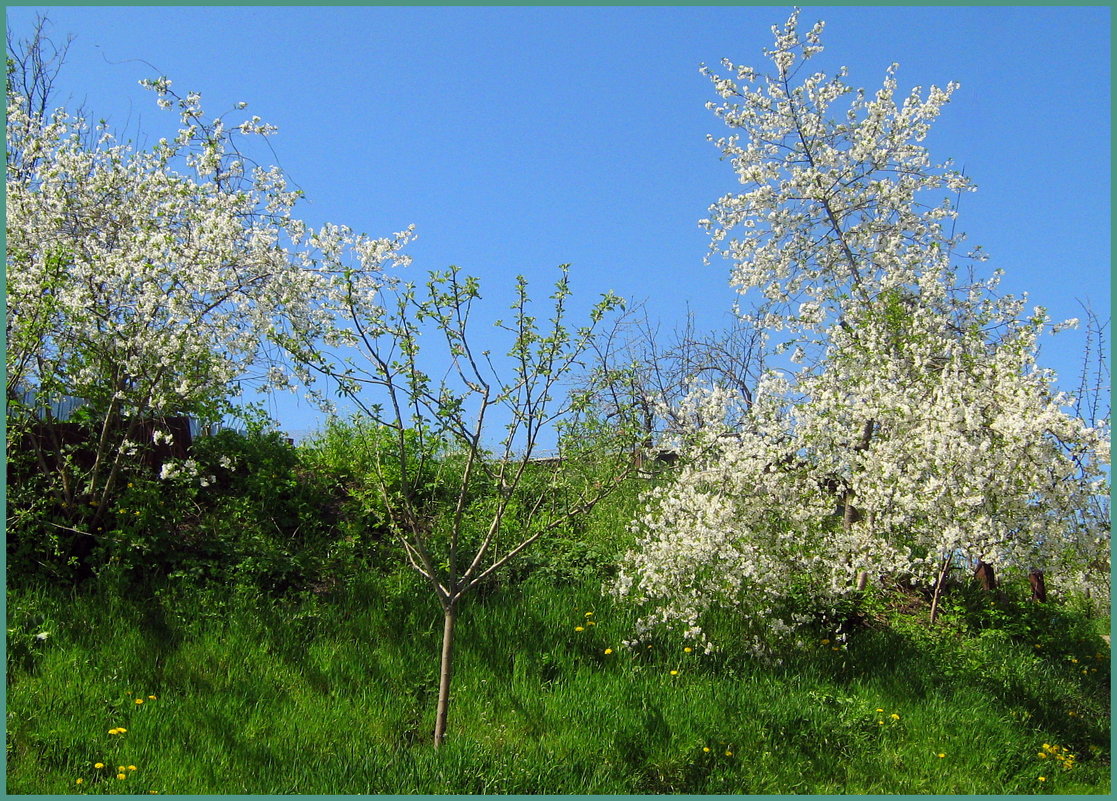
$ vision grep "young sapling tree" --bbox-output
[287,264,636,746]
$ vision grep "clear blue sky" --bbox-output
[6,5,1111,440]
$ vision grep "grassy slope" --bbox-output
[5,572,1110,795]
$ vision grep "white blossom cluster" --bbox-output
[615,10,1110,650]
[7,78,414,422]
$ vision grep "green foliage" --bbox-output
[512,472,645,584]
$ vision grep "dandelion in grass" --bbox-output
[703,747,711,753]
[1038,776,1046,782]
[821,639,830,645]
[76,778,84,785]
[604,648,613,655]
[937,753,945,758]
[128,766,137,771]
[574,626,584,632]
[135,698,144,704]
[148,695,157,700]
[725,750,733,756]
[890,713,900,720]
[670,669,679,676]
[117,773,127,781]
[587,621,596,626]
[875,708,884,713]
[585,612,594,618]
[684,647,692,653]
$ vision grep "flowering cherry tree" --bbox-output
[615,9,1110,652]
[6,38,411,556]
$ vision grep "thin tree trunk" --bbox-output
[929,554,952,625]
[433,601,458,748]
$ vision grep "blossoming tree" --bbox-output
[615,9,1110,653]
[5,30,411,566]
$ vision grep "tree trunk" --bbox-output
[1028,569,1047,602]
[433,601,458,748]
[929,554,952,625]
[974,560,996,592]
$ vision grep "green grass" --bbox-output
[5,573,1110,794]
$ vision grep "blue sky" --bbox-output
[6,5,1111,440]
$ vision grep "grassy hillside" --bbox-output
[6,571,1109,794]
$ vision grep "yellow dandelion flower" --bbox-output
[876,708,884,713]
[585,612,594,617]
[148,695,157,700]
[574,626,584,632]
[95,763,104,769]
[76,778,84,785]
[1038,752,1048,759]
[670,669,679,676]
[134,510,140,516]
[117,773,127,781]
[1071,658,1078,663]
[878,720,884,725]
[587,621,596,626]
[604,648,613,655]
[890,713,900,720]
[1038,776,1046,782]
[937,753,945,758]
[725,750,733,757]
[135,698,144,704]
[703,747,711,753]
[118,767,126,772]
[684,647,692,653]
[128,766,137,771]
[821,639,830,645]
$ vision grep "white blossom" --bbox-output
[615,11,1110,650]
